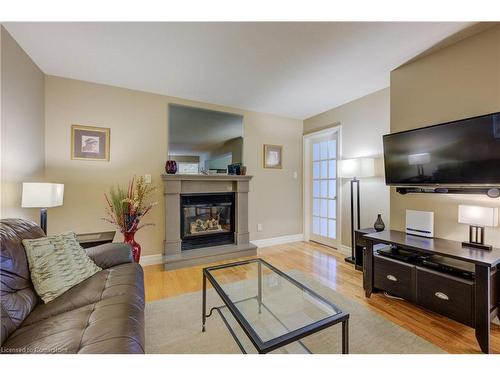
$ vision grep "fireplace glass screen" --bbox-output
[180,193,235,250]
[183,203,232,237]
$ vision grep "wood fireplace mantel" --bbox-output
[161,174,256,270]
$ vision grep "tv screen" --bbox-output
[383,112,500,186]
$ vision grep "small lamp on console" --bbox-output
[458,205,498,251]
[22,182,64,234]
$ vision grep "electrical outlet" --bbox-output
[257,223,263,232]
[293,171,298,179]
[144,174,152,184]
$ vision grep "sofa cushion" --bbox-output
[0,219,45,345]
[2,296,144,354]
[2,263,145,353]
[22,232,102,303]
[23,263,144,326]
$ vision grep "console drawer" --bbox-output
[374,255,415,301]
[416,267,474,327]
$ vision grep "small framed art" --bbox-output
[263,144,282,169]
[71,125,110,161]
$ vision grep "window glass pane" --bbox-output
[328,180,336,198]
[328,140,337,159]
[313,217,320,235]
[313,143,320,161]
[328,219,336,239]
[313,199,320,216]
[328,160,336,178]
[313,181,320,197]
[320,218,328,237]
[320,141,328,160]
[320,199,328,217]
[320,180,328,198]
[328,200,336,219]
[313,161,320,179]
[320,161,328,178]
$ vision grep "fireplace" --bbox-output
[180,193,235,250]
[162,174,256,270]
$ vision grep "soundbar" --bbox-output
[396,187,500,198]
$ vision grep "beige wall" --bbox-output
[390,24,500,247]
[0,26,45,221]
[304,88,390,248]
[45,76,303,256]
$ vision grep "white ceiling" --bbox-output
[4,22,472,119]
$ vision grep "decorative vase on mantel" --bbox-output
[123,231,141,263]
[374,214,385,232]
[165,160,177,174]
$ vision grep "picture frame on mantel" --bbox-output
[71,124,110,161]
[263,144,282,169]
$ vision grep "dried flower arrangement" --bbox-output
[103,176,157,234]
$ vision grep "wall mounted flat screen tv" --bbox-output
[383,112,500,186]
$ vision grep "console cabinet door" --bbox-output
[416,267,474,327]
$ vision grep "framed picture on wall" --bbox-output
[71,125,110,161]
[263,144,282,169]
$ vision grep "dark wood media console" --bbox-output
[363,230,500,354]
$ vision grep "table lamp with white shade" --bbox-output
[458,205,498,251]
[339,158,375,265]
[21,182,64,234]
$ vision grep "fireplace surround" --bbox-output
[162,174,256,270]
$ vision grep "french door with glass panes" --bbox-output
[310,133,338,247]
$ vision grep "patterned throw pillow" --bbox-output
[22,232,102,303]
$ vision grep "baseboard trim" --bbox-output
[251,233,304,248]
[337,244,352,256]
[140,254,164,266]
[140,235,347,265]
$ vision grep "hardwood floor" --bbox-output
[143,241,500,354]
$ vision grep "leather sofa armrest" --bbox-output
[85,243,133,269]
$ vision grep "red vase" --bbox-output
[165,160,177,174]
[123,231,141,263]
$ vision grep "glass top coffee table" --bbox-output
[202,258,349,354]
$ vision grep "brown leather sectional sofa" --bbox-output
[0,218,145,354]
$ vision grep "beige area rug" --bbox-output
[145,270,445,354]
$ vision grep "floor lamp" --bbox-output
[339,158,375,265]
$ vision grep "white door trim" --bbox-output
[303,125,342,245]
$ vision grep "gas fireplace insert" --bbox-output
[180,193,235,250]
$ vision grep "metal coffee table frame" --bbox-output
[202,258,349,354]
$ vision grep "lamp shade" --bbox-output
[22,183,64,208]
[458,205,498,227]
[339,158,375,179]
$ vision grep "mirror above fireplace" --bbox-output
[168,104,243,174]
